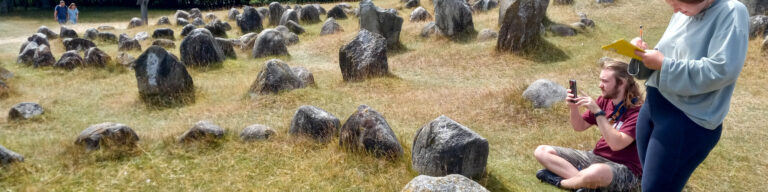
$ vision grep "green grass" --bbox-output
[1,0,767,191]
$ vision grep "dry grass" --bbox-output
[0,0,767,191]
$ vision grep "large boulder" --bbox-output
[54,50,84,70]
[0,145,24,165]
[497,0,550,52]
[152,28,175,40]
[60,26,78,39]
[289,105,341,143]
[85,28,99,40]
[340,105,403,158]
[191,17,206,26]
[433,0,475,38]
[175,10,191,20]
[320,18,344,35]
[157,16,171,25]
[181,24,196,37]
[291,66,316,87]
[205,19,231,38]
[411,115,489,179]
[327,5,348,20]
[228,8,240,21]
[176,17,190,26]
[275,26,300,46]
[84,47,111,67]
[152,39,176,49]
[269,2,286,26]
[8,102,44,120]
[215,38,237,59]
[189,8,203,19]
[410,7,433,22]
[279,9,300,26]
[97,32,118,43]
[522,79,567,108]
[128,17,144,29]
[237,6,264,34]
[133,46,194,105]
[401,174,490,192]
[359,0,404,49]
[118,34,142,52]
[300,5,322,24]
[17,41,39,65]
[178,120,225,143]
[75,122,139,151]
[63,38,96,52]
[285,20,306,34]
[472,0,498,12]
[37,26,59,39]
[27,33,50,47]
[749,15,768,39]
[240,124,276,142]
[249,59,304,96]
[33,45,56,67]
[180,28,225,67]
[252,29,290,58]
[339,30,389,82]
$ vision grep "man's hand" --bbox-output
[570,90,600,113]
[634,49,664,70]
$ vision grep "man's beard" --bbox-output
[602,88,620,99]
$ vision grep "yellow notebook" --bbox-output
[602,39,645,61]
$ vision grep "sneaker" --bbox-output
[536,169,563,187]
[575,188,602,192]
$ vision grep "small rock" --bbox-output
[85,28,99,40]
[406,0,420,9]
[74,122,139,151]
[116,52,136,67]
[37,26,59,39]
[192,17,206,26]
[63,38,96,52]
[320,18,344,35]
[300,4,322,24]
[522,79,567,108]
[240,124,276,141]
[178,120,225,143]
[252,29,290,58]
[175,10,191,20]
[176,17,190,26]
[135,32,149,41]
[84,47,111,67]
[27,33,50,47]
[157,16,171,25]
[0,145,24,165]
[228,8,240,21]
[285,20,306,34]
[249,59,304,95]
[401,174,490,192]
[291,66,315,87]
[33,45,56,67]
[54,50,84,70]
[289,105,341,142]
[97,32,118,43]
[327,5,348,20]
[8,102,44,120]
[205,13,217,21]
[410,7,432,22]
[128,17,144,29]
[205,19,231,38]
[60,26,78,39]
[189,8,202,19]
[181,24,196,37]
[152,28,175,40]
[118,34,142,52]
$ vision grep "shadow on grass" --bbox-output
[496,37,570,64]
[484,172,513,192]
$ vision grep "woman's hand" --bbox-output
[630,37,648,50]
[634,50,664,70]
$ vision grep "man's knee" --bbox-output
[534,145,557,161]
[579,164,613,187]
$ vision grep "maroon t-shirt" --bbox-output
[582,96,642,177]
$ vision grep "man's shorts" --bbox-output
[553,146,640,191]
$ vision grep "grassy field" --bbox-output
[0,0,766,191]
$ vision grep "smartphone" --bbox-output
[569,80,577,103]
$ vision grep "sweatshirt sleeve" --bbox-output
[657,9,748,96]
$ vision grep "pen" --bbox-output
[640,25,644,41]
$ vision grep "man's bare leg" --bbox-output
[534,145,580,178]
[559,163,613,189]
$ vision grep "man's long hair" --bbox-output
[601,59,644,109]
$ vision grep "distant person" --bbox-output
[67,3,79,24]
[533,59,643,191]
[630,0,749,190]
[54,0,67,24]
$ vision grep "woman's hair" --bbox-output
[601,59,644,108]
[69,3,76,8]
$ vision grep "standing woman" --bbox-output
[67,3,79,24]
[630,0,748,191]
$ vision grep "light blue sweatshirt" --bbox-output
[647,0,749,130]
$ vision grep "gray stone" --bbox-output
[228,8,240,21]
[401,174,490,192]
[327,5,348,20]
[55,50,84,70]
[205,13,217,21]
[97,32,118,43]
[63,38,96,52]
[497,0,550,52]
[406,0,420,9]
[434,0,475,38]
[157,16,171,25]
[252,29,290,58]
[320,18,344,35]
[176,17,190,26]
[152,39,176,49]
[205,19,231,38]
[237,6,264,34]
[749,15,768,39]
[257,7,270,19]
[472,0,498,12]
[75,122,139,151]
[215,37,237,59]
[359,0,404,49]
[189,8,203,19]
[240,124,276,141]
[152,28,175,40]
[27,33,50,47]
[118,34,142,52]
[133,46,194,104]
[135,32,149,41]
[249,59,303,95]
[85,28,99,40]
[116,52,136,67]
[33,45,55,67]
[178,120,224,143]
[181,24,196,37]
[37,26,58,39]
[579,12,595,28]
[0,145,23,165]
[522,79,567,108]
[477,29,498,42]
[550,24,576,36]
[175,10,191,20]
[285,20,306,34]
[8,102,44,120]
[300,4,322,24]
[269,2,286,26]
[291,66,315,87]
[410,7,432,22]
[192,17,206,26]
[17,41,38,65]
[97,25,115,30]
[340,105,403,158]
[275,26,299,46]
[411,115,489,179]
[289,105,341,143]
[279,9,299,26]
[60,26,78,39]
[314,4,326,15]
[84,47,111,67]
[339,29,389,82]
[180,29,225,67]
[128,17,144,29]
[239,32,259,51]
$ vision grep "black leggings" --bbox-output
[636,87,722,191]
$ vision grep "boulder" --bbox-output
[97,25,115,30]
[181,24,196,37]
[134,31,149,41]
[327,5,348,20]
[33,45,56,67]
[205,13,217,21]
[237,6,264,34]
[401,174,490,192]
[406,0,420,8]
[410,7,432,22]
[314,4,327,15]
[257,7,270,19]
[189,8,203,19]
[472,0,498,12]
[27,33,50,47]
[497,0,550,52]
[320,18,344,35]
[215,37,237,59]
[180,28,225,67]
[85,28,99,40]
[279,9,300,26]
[249,59,304,95]
[54,50,84,70]
[252,29,290,58]
[133,46,194,104]
[128,17,144,29]
[291,66,316,87]
[74,122,139,151]
[152,39,176,49]
[8,102,44,120]
[192,17,206,26]
[118,34,142,52]
[0,145,24,165]
[749,15,768,39]
[411,115,489,179]
[300,5,322,24]
[549,24,576,36]
[285,20,306,34]
[178,120,225,143]
[433,0,475,38]
[275,25,300,46]
[340,105,403,158]
[157,16,171,25]
[152,28,175,40]
[239,32,259,51]
[177,17,190,26]
[240,124,276,141]
[175,10,191,20]
[84,47,111,67]
[17,42,38,65]
[63,38,96,52]
[97,32,118,43]
[116,52,136,67]
[477,29,498,42]
[289,105,341,142]
[359,0,404,49]
[522,79,567,108]
[269,2,286,26]
[228,8,240,21]
[60,26,78,39]
[205,19,231,38]
[339,30,389,82]
[37,26,59,39]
